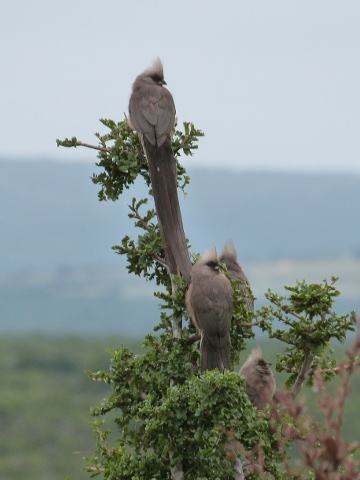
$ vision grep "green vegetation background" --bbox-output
[1,335,359,480]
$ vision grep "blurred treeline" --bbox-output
[1,335,359,480]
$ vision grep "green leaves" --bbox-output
[229,278,256,366]
[172,121,204,158]
[259,278,355,386]
[56,136,79,147]
[285,277,340,317]
[58,115,358,479]
[112,197,168,285]
[87,348,278,479]
[91,119,148,201]
[57,118,202,203]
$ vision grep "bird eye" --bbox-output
[151,74,161,82]
[206,261,219,270]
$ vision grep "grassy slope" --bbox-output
[1,335,140,480]
[1,335,359,480]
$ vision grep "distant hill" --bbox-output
[1,258,359,335]
[1,159,360,274]
[1,159,359,334]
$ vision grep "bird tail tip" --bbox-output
[200,334,231,373]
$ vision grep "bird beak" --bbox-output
[266,362,272,366]
[160,80,167,86]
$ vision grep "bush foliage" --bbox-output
[58,119,359,479]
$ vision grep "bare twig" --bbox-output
[237,319,265,328]
[292,349,314,399]
[182,333,200,346]
[75,140,113,153]
[86,466,105,473]
[153,254,168,269]
[133,207,151,230]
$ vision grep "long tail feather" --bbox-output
[144,138,192,285]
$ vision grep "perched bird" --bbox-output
[239,347,276,409]
[128,57,176,148]
[186,248,234,372]
[219,241,254,311]
[128,59,191,284]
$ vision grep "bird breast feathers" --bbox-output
[189,276,232,326]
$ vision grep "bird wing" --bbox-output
[154,90,176,139]
[195,309,231,346]
[226,261,250,285]
[189,278,233,344]
[129,86,175,146]
[129,91,156,140]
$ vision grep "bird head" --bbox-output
[243,347,272,370]
[142,57,166,86]
[219,241,239,267]
[246,346,264,362]
[192,247,222,273]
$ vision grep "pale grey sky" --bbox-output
[1,0,360,172]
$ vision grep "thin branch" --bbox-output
[182,334,200,346]
[171,276,182,339]
[173,134,191,155]
[292,350,314,399]
[321,361,360,374]
[281,305,303,320]
[95,423,113,457]
[237,319,265,328]
[133,207,151,230]
[76,140,113,153]
[86,466,105,473]
[153,253,168,269]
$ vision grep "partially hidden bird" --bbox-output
[186,248,234,372]
[219,241,254,311]
[239,347,275,410]
[128,58,192,284]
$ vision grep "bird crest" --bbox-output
[142,57,164,81]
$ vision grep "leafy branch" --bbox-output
[258,277,355,394]
[57,115,359,479]
[268,321,360,479]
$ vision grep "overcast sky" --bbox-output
[1,1,360,172]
